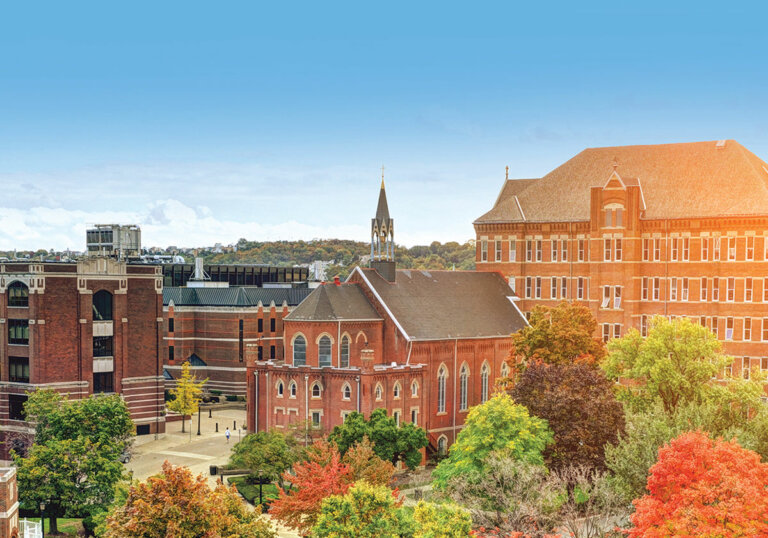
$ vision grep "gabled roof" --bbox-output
[163,286,312,307]
[475,140,768,223]
[354,267,526,340]
[285,283,382,321]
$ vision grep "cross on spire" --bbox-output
[381,165,385,188]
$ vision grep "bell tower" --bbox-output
[370,169,396,282]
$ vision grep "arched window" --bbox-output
[311,382,322,398]
[459,364,469,411]
[289,381,297,397]
[340,336,350,368]
[93,290,113,321]
[293,336,306,366]
[481,362,490,403]
[437,435,448,456]
[277,381,284,397]
[375,383,383,401]
[437,366,447,413]
[342,383,352,400]
[8,282,29,307]
[500,362,510,378]
[318,336,332,367]
[393,382,401,399]
[411,380,419,397]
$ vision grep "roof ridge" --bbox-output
[732,140,768,199]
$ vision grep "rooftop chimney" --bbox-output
[333,275,341,286]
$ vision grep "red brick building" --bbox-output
[475,140,768,380]
[248,183,527,454]
[0,258,165,457]
[0,467,19,538]
[163,286,312,396]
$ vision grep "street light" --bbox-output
[257,468,264,510]
[197,404,202,436]
[39,500,47,537]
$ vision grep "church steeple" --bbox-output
[370,169,396,281]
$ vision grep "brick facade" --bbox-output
[0,259,165,458]
[0,468,19,538]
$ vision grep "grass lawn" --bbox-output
[41,518,83,535]
[227,476,281,506]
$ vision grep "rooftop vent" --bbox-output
[716,140,726,149]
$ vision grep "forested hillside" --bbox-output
[203,239,476,279]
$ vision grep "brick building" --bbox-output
[163,286,312,396]
[475,140,768,379]
[0,258,165,457]
[248,182,527,454]
[0,467,18,538]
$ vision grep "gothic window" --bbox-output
[289,381,297,397]
[459,364,469,411]
[311,382,322,398]
[481,362,490,403]
[8,281,29,307]
[437,366,447,413]
[293,335,306,366]
[340,336,350,368]
[393,382,401,399]
[375,383,383,401]
[277,381,284,397]
[342,383,352,400]
[437,435,447,456]
[411,380,419,397]
[318,336,332,367]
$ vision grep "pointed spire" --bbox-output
[375,176,390,222]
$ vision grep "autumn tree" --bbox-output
[504,302,606,383]
[105,461,274,537]
[432,393,553,489]
[342,436,396,486]
[312,481,409,537]
[413,500,473,538]
[511,362,624,470]
[166,361,206,433]
[328,408,428,469]
[629,431,768,536]
[229,430,301,488]
[269,442,353,535]
[13,391,134,534]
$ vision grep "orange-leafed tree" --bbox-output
[343,436,396,487]
[502,302,605,386]
[629,431,768,537]
[104,461,274,537]
[269,442,353,535]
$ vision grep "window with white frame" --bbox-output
[293,336,307,366]
[701,277,708,302]
[525,277,533,298]
[762,357,768,372]
[726,317,734,341]
[375,384,383,401]
[614,286,622,309]
[652,277,661,301]
[509,239,517,261]
[410,409,418,425]
[393,382,401,399]
[342,384,352,400]
[671,238,679,261]
[495,239,502,262]
[481,240,488,262]
[642,277,649,301]
[602,324,610,342]
[437,366,447,413]
[712,316,719,339]
[641,315,648,337]
[578,239,586,261]
[643,238,650,261]
[561,277,567,299]
[713,237,721,261]
[393,410,400,426]
[728,237,736,261]
[277,381,284,397]
[290,381,297,397]
[551,239,558,262]
[535,277,542,299]
[501,362,510,378]
[727,278,735,302]
[602,286,611,308]
[613,324,621,339]
[712,277,720,302]
[311,411,321,427]
[654,238,661,261]
[577,277,586,300]
[701,237,709,261]
[744,318,752,341]
[615,238,622,261]
[526,239,533,262]
[747,236,755,261]
[481,362,490,403]
[605,208,613,227]
[682,238,690,261]
[550,277,557,299]
[411,380,419,397]
[318,336,332,367]
[536,240,543,262]
[743,357,751,380]
[604,238,612,261]
[459,364,469,411]
[340,336,350,368]
[745,278,753,302]
[311,382,322,398]
[763,318,768,342]
[561,239,568,261]
[670,278,678,301]
[682,278,689,301]
[508,277,516,294]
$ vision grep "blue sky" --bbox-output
[1,2,767,251]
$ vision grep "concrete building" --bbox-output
[248,181,527,455]
[86,224,142,259]
[475,140,768,379]
[0,258,165,457]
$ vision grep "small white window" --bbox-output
[411,380,419,397]
[289,381,297,398]
[311,411,321,427]
[375,384,383,401]
[342,384,352,400]
[311,382,322,398]
[277,381,284,397]
[393,382,401,399]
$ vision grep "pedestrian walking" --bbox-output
[225,427,231,443]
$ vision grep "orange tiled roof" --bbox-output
[475,140,768,223]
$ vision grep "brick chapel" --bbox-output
[247,180,528,454]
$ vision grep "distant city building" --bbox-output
[0,258,164,458]
[161,263,308,287]
[86,224,142,259]
[248,181,527,457]
[475,140,768,379]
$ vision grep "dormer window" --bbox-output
[604,205,625,228]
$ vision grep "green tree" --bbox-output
[14,391,133,534]
[229,431,300,488]
[166,362,206,433]
[504,302,606,383]
[432,393,553,489]
[328,408,428,469]
[511,362,624,470]
[602,316,749,413]
[105,461,274,537]
[312,481,409,538]
[412,500,472,538]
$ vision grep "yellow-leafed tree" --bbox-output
[167,362,206,433]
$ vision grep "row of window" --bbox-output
[640,315,768,343]
[523,276,589,300]
[293,335,351,368]
[480,235,768,264]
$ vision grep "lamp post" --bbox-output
[197,405,202,436]
[258,468,264,510]
[39,500,46,537]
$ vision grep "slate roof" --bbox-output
[285,283,382,321]
[163,286,312,307]
[355,267,526,340]
[475,140,768,223]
